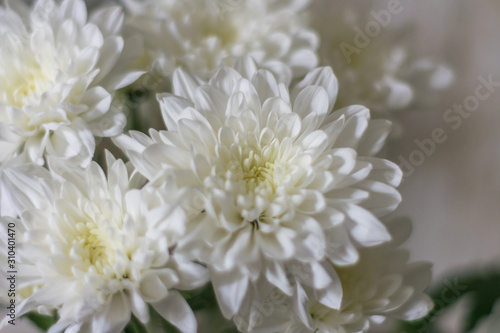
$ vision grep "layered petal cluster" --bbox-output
[122,0,319,82]
[0,155,207,333]
[0,0,144,166]
[276,218,434,333]
[311,0,454,117]
[115,57,404,323]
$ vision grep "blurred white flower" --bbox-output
[121,0,319,83]
[242,218,433,333]
[115,57,403,321]
[311,0,454,118]
[0,0,144,166]
[0,154,207,333]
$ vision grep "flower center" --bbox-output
[242,150,277,193]
[202,19,239,47]
[1,59,54,107]
[75,221,116,274]
[220,144,288,224]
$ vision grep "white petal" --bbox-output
[158,93,193,130]
[292,283,313,328]
[253,69,280,104]
[211,268,249,318]
[333,111,369,150]
[392,294,434,321]
[174,260,209,290]
[344,204,391,246]
[360,157,402,187]
[287,49,318,77]
[173,67,205,101]
[234,55,259,80]
[209,66,242,97]
[103,70,145,90]
[325,226,359,266]
[130,290,150,323]
[60,0,87,26]
[194,85,229,115]
[265,261,293,295]
[357,180,402,217]
[90,6,124,36]
[292,67,338,109]
[80,86,112,122]
[315,263,343,309]
[403,262,433,293]
[357,119,392,156]
[93,36,124,84]
[139,272,170,302]
[92,292,130,333]
[293,86,330,119]
[384,77,413,109]
[151,291,197,333]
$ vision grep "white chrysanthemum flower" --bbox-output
[311,0,454,116]
[115,57,403,320]
[0,0,144,166]
[122,0,319,83]
[0,154,207,333]
[243,219,433,333]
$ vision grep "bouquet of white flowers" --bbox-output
[0,1,464,332]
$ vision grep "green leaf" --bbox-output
[147,305,180,333]
[125,314,150,333]
[181,283,219,311]
[395,267,500,333]
[24,311,58,331]
[180,284,238,333]
[463,269,500,332]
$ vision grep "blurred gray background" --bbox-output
[381,0,500,331]
[380,0,500,280]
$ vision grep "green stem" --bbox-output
[125,315,149,333]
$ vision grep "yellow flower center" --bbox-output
[75,221,116,274]
[218,143,288,224]
[242,150,277,193]
[2,60,53,107]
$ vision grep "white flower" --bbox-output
[0,0,144,166]
[296,219,433,333]
[241,219,433,333]
[122,0,319,82]
[311,0,454,116]
[0,154,207,333]
[115,57,403,320]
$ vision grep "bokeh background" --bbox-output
[376,0,500,331]
[3,0,500,332]
[381,0,500,282]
